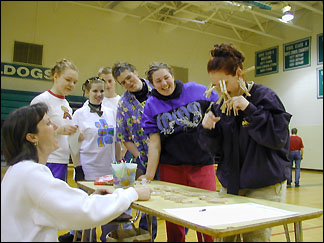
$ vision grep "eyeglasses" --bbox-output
[117,74,132,86]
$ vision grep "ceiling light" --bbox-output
[280,4,294,22]
[281,12,294,22]
[282,5,291,13]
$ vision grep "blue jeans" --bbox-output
[288,150,302,185]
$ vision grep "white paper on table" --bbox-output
[164,203,298,227]
[68,128,81,156]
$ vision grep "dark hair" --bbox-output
[1,102,48,165]
[81,76,105,97]
[207,43,245,76]
[291,128,297,135]
[112,62,136,81]
[145,62,174,84]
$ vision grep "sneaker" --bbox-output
[295,184,300,187]
[287,185,292,188]
[58,232,80,242]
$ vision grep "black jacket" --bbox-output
[198,83,292,195]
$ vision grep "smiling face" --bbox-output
[116,69,143,92]
[151,68,175,96]
[53,68,78,96]
[87,82,105,105]
[208,69,242,97]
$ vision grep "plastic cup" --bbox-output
[112,163,137,188]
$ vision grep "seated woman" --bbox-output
[1,102,151,242]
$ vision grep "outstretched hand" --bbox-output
[134,186,151,201]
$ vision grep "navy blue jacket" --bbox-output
[198,83,292,195]
[142,80,218,166]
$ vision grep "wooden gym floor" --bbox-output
[1,164,323,242]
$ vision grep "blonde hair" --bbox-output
[51,58,78,77]
[98,67,112,76]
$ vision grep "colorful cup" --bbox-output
[112,163,137,188]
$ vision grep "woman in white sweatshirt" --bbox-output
[1,102,151,242]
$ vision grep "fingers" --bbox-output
[202,111,220,130]
[135,186,151,201]
[93,188,108,195]
[78,133,85,142]
[103,189,112,194]
[62,125,78,135]
[227,96,249,112]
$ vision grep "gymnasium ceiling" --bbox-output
[68,1,323,46]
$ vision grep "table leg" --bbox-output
[283,224,291,242]
[213,237,223,242]
[294,221,303,242]
[81,229,87,242]
[89,228,94,242]
[72,231,78,242]
[201,233,205,242]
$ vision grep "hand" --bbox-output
[137,174,152,182]
[134,186,151,201]
[74,166,85,182]
[227,96,249,112]
[202,111,220,130]
[59,125,78,135]
[78,132,85,142]
[93,188,112,195]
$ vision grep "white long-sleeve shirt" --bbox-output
[1,160,138,242]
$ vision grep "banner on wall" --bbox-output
[255,46,278,76]
[317,33,323,65]
[1,62,52,81]
[283,37,311,71]
[317,67,323,99]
